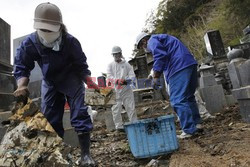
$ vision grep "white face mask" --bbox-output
[37,30,61,44]
[113,53,123,63]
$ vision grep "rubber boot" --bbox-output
[78,132,96,167]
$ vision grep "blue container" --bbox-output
[124,115,178,158]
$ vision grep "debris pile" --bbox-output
[85,88,116,106]
[90,100,172,167]
[0,99,80,167]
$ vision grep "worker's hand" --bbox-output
[85,76,99,92]
[151,78,162,90]
[93,84,100,94]
[88,81,100,93]
[125,79,132,85]
[13,86,30,97]
[153,70,161,78]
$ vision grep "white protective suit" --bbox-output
[107,59,138,129]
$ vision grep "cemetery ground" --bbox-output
[90,101,250,167]
[1,100,249,166]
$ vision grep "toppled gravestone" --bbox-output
[0,99,80,167]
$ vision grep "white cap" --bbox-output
[111,46,122,54]
[135,32,150,49]
[33,2,62,32]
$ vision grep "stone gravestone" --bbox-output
[0,18,10,65]
[228,56,250,123]
[0,18,15,111]
[136,55,148,78]
[232,86,250,123]
[228,43,250,59]
[135,55,150,89]
[227,58,246,89]
[237,60,250,87]
[204,30,226,59]
[199,64,227,114]
[199,64,216,87]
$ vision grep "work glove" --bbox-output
[93,83,100,94]
[126,79,132,84]
[13,77,30,106]
[151,70,162,90]
[115,79,126,85]
[13,86,30,97]
[88,81,100,93]
[151,78,162,90]
[13,77,30,98]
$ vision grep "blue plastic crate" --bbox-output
[124,115,179,158]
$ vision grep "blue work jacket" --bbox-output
[14,32,91,97]
[148,34,197,82]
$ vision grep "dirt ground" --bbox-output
[90,101,250,167]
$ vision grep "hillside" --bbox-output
[146,0,250,62]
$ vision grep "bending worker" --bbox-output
[107,46,138,132]
[13,2,97,166]
[135,33,201,139]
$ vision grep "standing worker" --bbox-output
[135,33,201,139]
[13,2,97,166]
[107,46,138,132]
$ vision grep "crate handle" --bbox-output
[146,122,160,135]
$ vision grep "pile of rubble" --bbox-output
[0,100,80,167]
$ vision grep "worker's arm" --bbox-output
[123,63,136,86]
[70,38,91,80]
[106,63,116,87]
[148,36,168,74]
[13,35,36,97]
[13,77,30,97]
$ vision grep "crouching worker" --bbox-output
[13,2,98,166]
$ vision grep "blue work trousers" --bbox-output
[168,65,201,134]
[41,80,93,138]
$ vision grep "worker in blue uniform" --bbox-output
[13,2,97,166]
[135,32,202,139]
